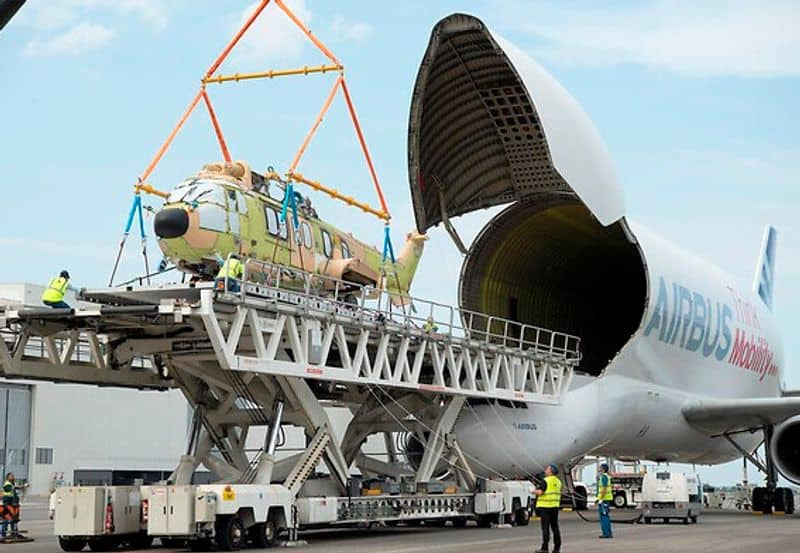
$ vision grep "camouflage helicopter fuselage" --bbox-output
[153,161,426,298]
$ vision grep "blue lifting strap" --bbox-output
[279,183,300,230]
[123,194,141,235]
[135,194,146,239]
[382,225,396,264]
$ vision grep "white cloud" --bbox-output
[24,0,168,31]
[23,22,115,57]
[28,4,78,30]
[19,0,167,56]
[231,0,313,66]
[117,0,168,32]
[330,15,373,42]
[497,0,800,77]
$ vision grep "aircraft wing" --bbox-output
[682,397,800,435]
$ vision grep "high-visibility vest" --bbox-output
[538,475,562,508]
[216,258,243,280]
[2,481,14,498]
[42,276,69,303]
[598,473,613,501]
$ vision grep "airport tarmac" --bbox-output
[9,501,799,552]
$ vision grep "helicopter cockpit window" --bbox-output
[341,239,351,259]
[226,188,238,209]
[166,179,195,203]
[321,229,333,258]
[168,180,225,205]
[236,191,247,214]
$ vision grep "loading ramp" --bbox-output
[1,260,581,546]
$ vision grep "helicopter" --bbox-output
[153,160,426,301]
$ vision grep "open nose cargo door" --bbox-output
[407,13,625,232]
[408,15,647,375]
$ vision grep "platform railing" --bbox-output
[0,325,151,370]
[224,255,581,361]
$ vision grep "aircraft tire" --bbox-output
[644,517,652,524]
[774,487,795,514]
[751,487,771,514]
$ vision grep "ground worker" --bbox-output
[41,270,75,308]
[1,473,24,540]
[422,315,438,333]
[597,462,614,538]
[533,464,562,553]
[215,254,244,293]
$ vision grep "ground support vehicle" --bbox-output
[52,485,151,551]
[640,471,703,524]
[610,472,644,508]
[1,260,579,550]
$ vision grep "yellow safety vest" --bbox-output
[42,276,69,303]
[216,258,243,280]
[2,480,14,498]
[538,475,562,508]
[598,473,613,502]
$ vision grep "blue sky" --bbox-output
[2,1,799,486]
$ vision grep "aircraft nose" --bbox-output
[154,208,189,239]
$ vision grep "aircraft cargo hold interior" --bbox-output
[459,202,647,375]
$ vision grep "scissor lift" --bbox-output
[0,260,580,548]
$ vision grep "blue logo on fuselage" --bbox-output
[643,276,733,360]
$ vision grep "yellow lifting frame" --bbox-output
[287,172,390,221]
[135,182,169,199]
[203,64,342,85]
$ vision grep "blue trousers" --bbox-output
[598,501,613,537]
[43,300,70,309]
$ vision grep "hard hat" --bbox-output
[60,270,70,279]
[600,463,610,472]
[548,463,559,475]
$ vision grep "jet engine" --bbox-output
[770,414,800,484]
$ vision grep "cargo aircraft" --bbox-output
[408,14,800,513]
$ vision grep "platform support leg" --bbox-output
[416,396,465,482]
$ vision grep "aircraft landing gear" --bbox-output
[728,426,796,515]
